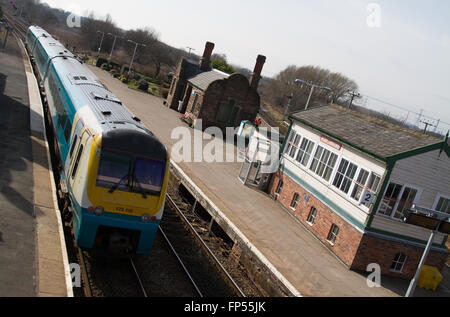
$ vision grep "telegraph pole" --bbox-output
[420,120,437,134]
[283,93,294,121]
[348,91,362,109]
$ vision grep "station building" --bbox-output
[268,104,450,279]
[166,41,266,131]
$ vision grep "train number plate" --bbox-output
[116,207,134,214]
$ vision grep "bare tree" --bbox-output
[263,65,359,113]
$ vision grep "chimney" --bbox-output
[199,41,215,71]
[249,55,266,90]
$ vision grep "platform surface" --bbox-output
[89,65,421,297]
[0,36,70,297]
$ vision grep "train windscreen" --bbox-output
[96,150,165,197]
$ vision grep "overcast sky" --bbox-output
[43,0,450,132]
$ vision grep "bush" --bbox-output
[101,63,111,71]
[109,61,120,69]
[96,57,108,68]
[121,65,130,75]
[138,79,149,91]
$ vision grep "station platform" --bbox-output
[0,35,71,297]
[90,66,409,297]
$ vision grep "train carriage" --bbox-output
[25,26,169,254]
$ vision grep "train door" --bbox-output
[64,119,84,180]
[68,127,90,203]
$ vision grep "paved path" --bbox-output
[0,32,37,297]
[0,35,71,297]
[90,66,403,297]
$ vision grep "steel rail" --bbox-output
[166,194,246,297]
[130,257,148,297]
[158,226,204,297]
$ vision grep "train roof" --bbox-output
[29,26,153,139]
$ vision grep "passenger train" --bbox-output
[25,26,170,254]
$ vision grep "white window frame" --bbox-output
[327,224,340,245]
[377,183,423,221]
[306,207,318,226]
[309,145,340,183]
[390,253,407,273]
[295,137,316,167]
[275,180,283,196]
[332,157,359,196]
[290,193,300,211]
[285,131,301,159]
[433,194,450,214]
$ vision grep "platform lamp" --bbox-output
[106,33,124,66]
[96,30,105,59]
[127,39,146,81]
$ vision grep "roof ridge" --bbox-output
[330,104,441,142]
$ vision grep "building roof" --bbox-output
[290,104,445,161]
[188,69,229,91]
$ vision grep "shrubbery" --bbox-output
[96,57,108,68]
[138,79,149,91]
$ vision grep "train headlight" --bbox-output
[94,206,104,216]
[141,214,151,223]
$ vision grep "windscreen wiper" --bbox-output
[132,172,147,199]
[108,173,130,194]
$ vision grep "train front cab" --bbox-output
[73,130,169,254]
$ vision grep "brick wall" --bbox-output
[269,171,448,279]
[269,171,362,267]
[194,74,260,131]
[352,234,448,280]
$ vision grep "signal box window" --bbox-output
[435,197,450,214]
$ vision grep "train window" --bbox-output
[64,121,72,143]
[96,151,165,196]
[69,135,78,158]
[60,110,68,128]
[71,145,84,180]
[56,101,64,119]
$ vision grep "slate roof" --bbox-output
[290,104,443,160]
[188,69,230,91]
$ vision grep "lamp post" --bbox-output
[295,79,332,111]
[403,206,450,297]
[106,33,123,66]
[127,39,146,80]
[96,30,105,58]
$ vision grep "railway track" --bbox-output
[166,194,246,297]
[3,9,28,39]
